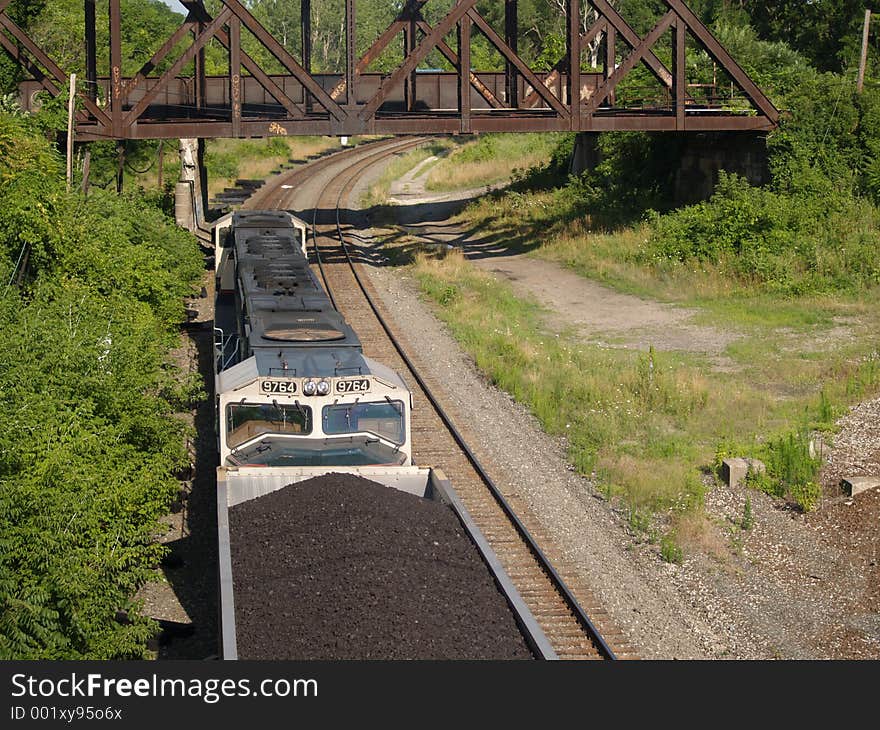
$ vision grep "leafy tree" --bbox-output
[0,110,203,658]
[744,0,868,73]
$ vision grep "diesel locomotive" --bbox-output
[213,210,414,470]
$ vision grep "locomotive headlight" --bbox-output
[303,379,317,396]
[317,379,331,396]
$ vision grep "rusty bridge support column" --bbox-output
[505,0,517,108]
[84,0,97,103]
[404,8,418,111]
[229,14,242,137]
[673,16,686,129]
[567,0,580,126]
[301,0,312,112]
[345,0,356,107]
[458,14,471,133]
[109,0,123,139]
[82,0,97,194]
[194,18,207,114]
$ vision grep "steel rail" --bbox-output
[302,137,426,312]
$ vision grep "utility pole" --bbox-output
[66,73,76,191]
[858,9,872,93]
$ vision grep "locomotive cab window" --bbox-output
[322,401,405,445]
[226,402,312,448]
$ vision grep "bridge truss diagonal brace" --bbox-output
[221,0,346,120]
[521,18,607,109]
[589,0,674,88]
[359,0,481,122]
[663,0,779,123]
[183,2,305,120]
[468,8,570,118]
[124,7,232,125]
[0,12,110,127]
[582,10,676,116]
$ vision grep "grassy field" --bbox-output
[371,133,880,558]
[424,133,564,192]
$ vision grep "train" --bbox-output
[211,209,556,660]
[212,209,414,469]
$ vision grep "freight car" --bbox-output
[212,210,556,659]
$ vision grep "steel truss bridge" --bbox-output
[1,0,779,140]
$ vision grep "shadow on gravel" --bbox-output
[299,195,540,270]
[157,318,219,660]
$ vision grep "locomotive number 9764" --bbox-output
[261,380,298,395]
[336,378,370,394]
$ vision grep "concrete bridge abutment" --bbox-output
[569,131,771,206]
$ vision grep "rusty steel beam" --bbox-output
[459,14,471,132]
[73,111,774,142]
[229,14,241,136]
[345,0,356,106]
[582,11,676,117]
[568,0,580,126]
[85,0,96,102]
[673,16,685,127]
[109,0,123,136]
[302,0,312,112]
[505,0,517,107]
[416,20,503,109]
[359,0,481,121]
[468,8,569,118]
[404,12,417,111]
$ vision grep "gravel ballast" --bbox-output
[229,472,534,660]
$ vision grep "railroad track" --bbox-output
[247,138,632,660]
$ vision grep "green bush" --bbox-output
[0,111,202,658]
[748,431,823,512]
[660,533,684,564]
[642,171,880,295]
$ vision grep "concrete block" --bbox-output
[722,458,766,488]
[841,476,880,497]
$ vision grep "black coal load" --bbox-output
[229,472,533,659]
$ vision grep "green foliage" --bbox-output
[642,171,880,296]
[751,431,823,512]
[744,1,867,73]
[660,532,684,564]
[741,495,753,530]
[0,111,202,658]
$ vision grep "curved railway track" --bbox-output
[245,138,632,660]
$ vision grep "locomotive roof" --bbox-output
[248,307,361,349]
